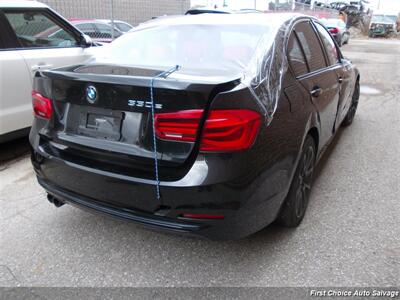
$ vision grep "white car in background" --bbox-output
[0,1,98,142]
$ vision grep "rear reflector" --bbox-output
[182,213,225,219]
[155,109,261,152]
[32,91,53,119]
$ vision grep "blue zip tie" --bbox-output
[149,65,180,200]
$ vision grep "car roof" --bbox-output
[0,1,49,8]
[140,13,305,29]
[97,19,127,23]
[185,7,233,14]
[69,19,112,25]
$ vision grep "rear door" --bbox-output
[313,21,355,128]
[294,20,341,147]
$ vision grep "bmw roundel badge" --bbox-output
[86,85,98,104]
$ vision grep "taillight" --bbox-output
[32,91,53,119]
[155,109,261,152]
[329,27,339,34]
[200,109,261,152]
[155,110,202,142]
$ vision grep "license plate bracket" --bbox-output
[76,108,123,142]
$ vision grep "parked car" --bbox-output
[97,19,134,33]
[67,19,123,43]
[30,14,360,240]
[0,1,97,143]
[185,7,233,14]
[320,18,350,46]
[185,7,261,15]
[369,12,399,37]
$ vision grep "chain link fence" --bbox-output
[33,0,345,42]
[40,0,190,25]
[36,0,190,41]
[267,2,339,19]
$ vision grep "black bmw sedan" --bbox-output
[30,13,360,239]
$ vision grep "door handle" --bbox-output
[310,86,323,97]
[338,77,343,83]
[31,64,53,72]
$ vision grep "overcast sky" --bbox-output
[368,0,400,11]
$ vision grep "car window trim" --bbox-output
[304,20,330,69]
[311,20,343,66]
[289,19,329,75]
[1,7,84,50]
[286,30,310,78]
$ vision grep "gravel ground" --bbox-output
[0,38,399,287]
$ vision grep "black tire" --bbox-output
[276,136,316,227]
[342,79,360,127]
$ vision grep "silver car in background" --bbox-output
[97,19,134,33]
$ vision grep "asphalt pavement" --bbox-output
[0,38,399,287]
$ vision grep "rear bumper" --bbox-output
[31,140,288,239]
[38,178,206,235]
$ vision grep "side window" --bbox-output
[94,23,122,38]
[294,21,326,72]
[75,23,98,38]
[116,23,132,32]
[4,10,79,48]
[287,32,308,77]
[314,22,339,66]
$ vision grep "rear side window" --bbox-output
[288,32,308,77]
[115,22,132,32]
[75,23,98,38]
[94,23,122,38]
[294,21,326,72]
[314,22,339,66]
[4,10,79,48]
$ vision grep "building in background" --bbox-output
[39,0,190,26]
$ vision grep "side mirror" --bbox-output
[81,34,93,47]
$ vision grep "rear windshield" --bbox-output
[102,24,272,72]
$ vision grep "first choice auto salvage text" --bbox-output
[310,289,399,298]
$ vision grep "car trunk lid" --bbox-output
[36,64,241,181]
